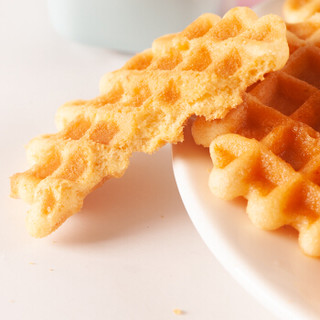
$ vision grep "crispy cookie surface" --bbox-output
[11,8,288,237]
[192,19,320,257]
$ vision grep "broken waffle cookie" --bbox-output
[284,0,320,23]
[192,21,320,257]
[10,7,288,238]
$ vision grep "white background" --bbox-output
[0,1,276,319]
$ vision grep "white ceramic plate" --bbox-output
[172,1,320,319]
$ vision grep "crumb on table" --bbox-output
[173,309,185,315]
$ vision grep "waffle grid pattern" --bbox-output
[286,13,320,52]
[10,8,288,237]
[192,27,320,256]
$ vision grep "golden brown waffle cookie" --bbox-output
[192,27,320,257]
[286,13,320,52]
[284,0,320,23]
[10,7,288,238]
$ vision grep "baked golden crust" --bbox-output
[192,20,320,257]
[10,8,288,237]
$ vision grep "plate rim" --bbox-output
[172,1,320,319]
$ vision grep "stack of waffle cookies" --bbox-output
[192,15,320,257]
[12,3,320,258]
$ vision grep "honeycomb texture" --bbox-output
[192,20,320,257]
[10,8,288,237]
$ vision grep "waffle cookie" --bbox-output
[10,7,288,238]
[284,0,320,23]
[192,22,320,257]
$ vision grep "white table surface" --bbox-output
[0,1,277,319]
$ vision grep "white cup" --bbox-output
[48,0,236,53]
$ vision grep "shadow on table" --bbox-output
[53,146,185,244]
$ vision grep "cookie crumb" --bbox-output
[173,309,184,315]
